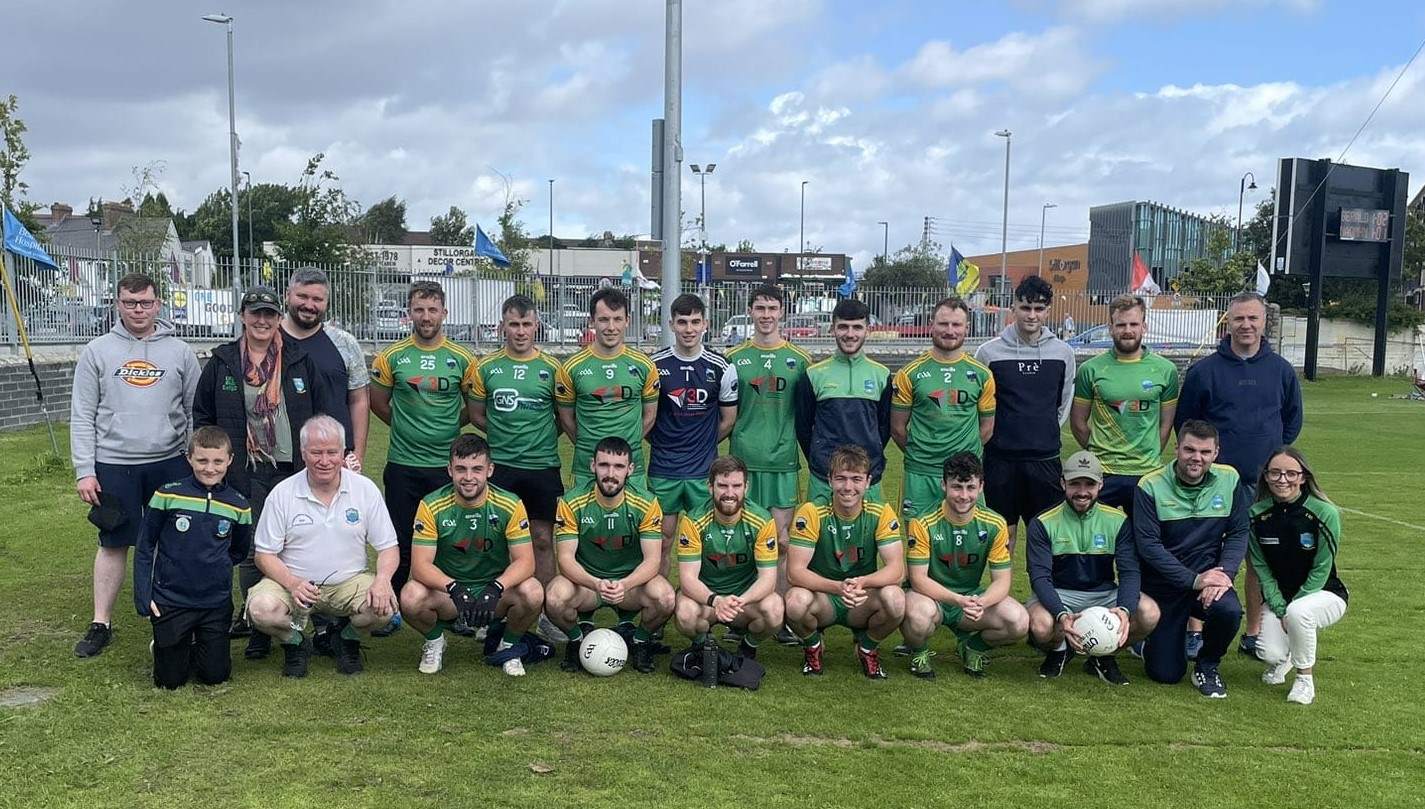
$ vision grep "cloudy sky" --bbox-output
[9,0,1425,267]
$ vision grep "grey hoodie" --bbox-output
[70,319,200,479]
[973,323,1076,460]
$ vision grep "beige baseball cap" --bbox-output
[1062,451,1103,483]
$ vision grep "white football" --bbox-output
[579,628,628,676]
[1073,606,1123,657]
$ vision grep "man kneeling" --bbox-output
[901,452,1028,679]
[546,437,674,674]
[247,415,399,678]
[400,435,544,676]
[674,455,784,660]
[1027,451,1160,685]
[785,445,905,679]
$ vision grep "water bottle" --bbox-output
[290,582,316,635]
[701,631,720,689]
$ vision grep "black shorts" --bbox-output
[1098,474,1142,516]
[94,456,192,548]
[982,454,1063,533]
[491,465,564,523]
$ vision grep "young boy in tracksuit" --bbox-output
[134,426,252,689]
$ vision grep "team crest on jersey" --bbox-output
[705,368,717,382]
[863,379,875,392]
[889,519,899,531]
[446,357,459,368]
[977,529,989,541]
[488,513,502,525]
[538,369,550,380]
[114,360,166,388]
[737,357,752,366]
[795,516,808,531]
[966,370,978,381]
[397,355,412,365]
[907,536,918,549]
[785,357,797,368]
[580,515,596,525]
[216,519,232,537]
[415,521,428,534]
[1299,532,1315,549]
[1210,494,1225,511]
[678,534,691,546]
[174,515,191,533]
[1141,379,1155,391]
[293,377,307,394]
[345,508,360,524]
[222,375,238,392]
[1092,533,1107,549]
[519,519,529,530]
[765,537,775,550]
[489,366,505,375]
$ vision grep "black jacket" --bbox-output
[134,475,252,614]
[193,338,346,497]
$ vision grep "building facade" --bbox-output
[1088,200,1231,290]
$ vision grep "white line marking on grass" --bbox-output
[1339,506,1425,533]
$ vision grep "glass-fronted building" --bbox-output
[1088,200,1231,289]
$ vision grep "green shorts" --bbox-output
[936,586,987,630]
[648,476,710,516]
[746,470,799,510]
[900,470,944,518]
[807,476,885,507]
[827,594,854,628]
[572,470,649,494]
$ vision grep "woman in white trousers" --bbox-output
[1247,446,1348,705]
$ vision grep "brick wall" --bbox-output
[0,356,78,432]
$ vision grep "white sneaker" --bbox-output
[418,634,447,674]
[1262,660,1291,685]
[1287,674,1315,705]
[502,657,526,677]
[537,613,568,643]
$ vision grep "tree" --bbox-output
[273,153,360,267]
[429,205,474,246]
[0,94,42,234]
[178,183,299,262]
[735,238,756,252]
[137,192,173,219]
[114,163,171,255]
[1173,228,1252,295]
[359,196,407,245]
[861,241,948,289]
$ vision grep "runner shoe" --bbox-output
[631,640,656,674]
[1039,647,1074,679]
[1085,655,1130,686]
[281,634,312,678]
[1287,675,1315,705]
[909,648,936,680]
[1238,633,1261,659]
[74,622,112,658]
[1262,660,1292,686]
[801,640,824,676]
[856,646,888,680]
[1127,640,1145,659]
[244,631,272,661]
[536,613,568,643]
[1192,663,1228,698]
[958,638,989,678]
[450,617,479,637]
[1184,631,1204,661]
[502,657,527,677]
[418,634,447,675]
[369,612,402,638]
[775,625,801,646]
[228,613,252,639]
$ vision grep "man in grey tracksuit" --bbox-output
[973,277,1076,549]
[70,273,200,658]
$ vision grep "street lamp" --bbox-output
[1236,171,1258,252]
[994,129,1012,295]
[547,178,554,278]
[799,180,809,258]
[877,221,888,265]
[202,12,241,287]
[241,170,254,271]
[690,163,716,282]
[1038,202,1058,276]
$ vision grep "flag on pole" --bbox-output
[1131,251,1160,295]
[1255,260,1271,296]
[474,224,511,267]
[3,207,57,269]
[838,258,857,297]
[955,258,980,297]
[947,245,964,290]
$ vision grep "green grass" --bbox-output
[1,376,1422,808]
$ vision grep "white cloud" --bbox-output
[901,28,1102,98]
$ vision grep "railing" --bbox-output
[1,247,1247,357]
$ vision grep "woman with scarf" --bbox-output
[1248,446,1348,705]
[194,286,345,659]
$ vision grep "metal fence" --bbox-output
[2,246,1245,355]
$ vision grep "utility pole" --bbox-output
[660,0,682,347]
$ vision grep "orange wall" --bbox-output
[963,243,1088,293]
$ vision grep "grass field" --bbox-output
[1,376,1422,808]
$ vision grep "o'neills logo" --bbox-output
[114,360,166,387]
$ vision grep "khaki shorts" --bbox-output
[248,572,375,631]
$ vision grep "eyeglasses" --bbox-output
[1265,469,1303,481]
[119,299,158,311]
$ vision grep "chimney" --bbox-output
[50,202,73,224]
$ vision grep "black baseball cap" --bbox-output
[242,286,281,313]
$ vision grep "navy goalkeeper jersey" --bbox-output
[647,346,738,479]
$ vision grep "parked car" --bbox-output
[721,315,753,345]
[785,315,822,339]
[537,311,584,343]
[374,303,409,339]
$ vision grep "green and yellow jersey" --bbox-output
[470,348,562,471]
[892,351,995,473]
[675,501,779,596]
[412,483,531,588]
[727,339,813,473]
[1072,350,1179,476]
[371,336,478,468]
[790,499,900,581]
[554,482,663,580]
[907,505,1012,594]
[555,346,659,475]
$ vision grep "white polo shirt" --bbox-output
[255,468,398,584]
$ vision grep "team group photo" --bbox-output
[2,2,1421,807]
